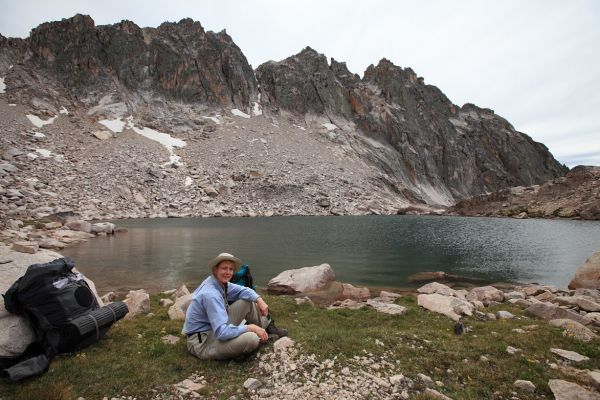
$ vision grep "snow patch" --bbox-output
[8,104,16,107]
[203,116,221,124]
[33,132,46,138]
[322,123,338,131]
[35,148,64,162]
[27,114,57,128]
[130,125,187,167]
[0,77,6,94]
[98,118,127,133]
[59,107,69,115]
[184,176,193,186]
[231,109,250,118]
[252,102,262,116]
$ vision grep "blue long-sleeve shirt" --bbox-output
[183,275,259,340]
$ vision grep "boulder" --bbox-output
[522,285,546,297]
[168,293,192,320]
[328,299,365,310]
[549,319,598,342]
[173,284,190,299]
[417,293,474,321]
[38,238,66,250]
[123,289,150,319]
[100,291,117,303]
[91,222,115,235]
[504,291,525,300]
[548,379,600,400]
[65,220,92,233]
[584,312,600,327]
[466,286,504,305]
[267,264,335,294]
[574,289,600,302]
[11,241,39,254]
[379,291,402,302]
[550,348,590,362]
[366,299,407,315]
[417,282,458,297]
[576,297,600,312]
[513,380,536,393]
[525,303,590,325]
[569,252,600,290]
[340,283,370,301]
[535,291,556,302]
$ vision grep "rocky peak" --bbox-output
[1,14,258,109]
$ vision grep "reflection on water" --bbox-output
[62,215,600,293]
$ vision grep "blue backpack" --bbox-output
[231,264,255,289]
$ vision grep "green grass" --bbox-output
[1,294,599,399]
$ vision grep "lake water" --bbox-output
[62,215,600,293]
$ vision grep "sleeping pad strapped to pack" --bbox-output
[1,257,128,381]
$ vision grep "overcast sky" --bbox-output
[1,0,599,167]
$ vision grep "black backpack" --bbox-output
[1,257,128,381]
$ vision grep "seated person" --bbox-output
[183,252,287,360]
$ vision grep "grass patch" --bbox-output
[1,294,598,399]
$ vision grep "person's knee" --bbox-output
[239,332,260,353]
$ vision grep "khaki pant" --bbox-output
[187,299,270,360]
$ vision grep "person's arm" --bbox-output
[202,292,247,340]
[227,282,259,302]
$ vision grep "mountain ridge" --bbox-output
[0,14,573,225]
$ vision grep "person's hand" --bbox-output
[247,324,268,342]
[256,297,269,316]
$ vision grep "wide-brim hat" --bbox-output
[207,252,242,272]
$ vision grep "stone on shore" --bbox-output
[66,220,92,233]
[417,282,458,297]
[549,319,598,342]
[11,241,39,254]
[174,284,191,299]
[576,297,600,312]
[548,379,600,400]
[466,286,504,305]
[267,264,335,294]
[340,283,370,301]
[417,293,474,321]
[569,251,600,290]
[379,291,402,302]
[124,289,151,319]
[366,299,408,315]
[91,222,116,235]
[168,293,192,320]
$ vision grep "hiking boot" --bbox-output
[266,319,288,340]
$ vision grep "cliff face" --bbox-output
[1,14,257,108]
[0,16,568,211]
[256,48,567,204]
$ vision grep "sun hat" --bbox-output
[207,252,242,272]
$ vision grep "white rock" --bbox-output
[124,289,150,319]
[496,310,515,319]
[168,293,192,320]
[548,379,600,400]
[506,346,521,355]
[91,222,115,235]
[366,299,407,315]
[466,286,504,305]
[159,298,174,307]
[417,282,457,297]
[513,380,536,393]
[273,336,295,352]
[417,293,474,321]
[243,378,262,391]
[267,264,335,294]
[550,348,590,362]
[11,241,39,254]
[549,319,598,342]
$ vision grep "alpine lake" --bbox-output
[61,215,600,294]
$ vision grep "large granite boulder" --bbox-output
[0,244,103,357]
[569,252,600,290]
[417,282,458,297]
[417,293,475,321]
[267,264,335,295]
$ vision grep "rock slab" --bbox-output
[267,264,335,294]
